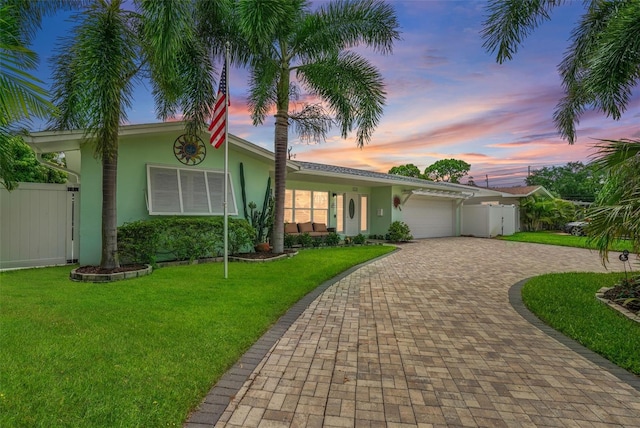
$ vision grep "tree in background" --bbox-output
[423,158,470,183]
[525,161,605,202]
[520,194,576,232]
[3,136,67,184]
[233,0,400,253]
[388,163,422,178]
[482,1,640,144]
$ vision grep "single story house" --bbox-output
[12,121,541,267]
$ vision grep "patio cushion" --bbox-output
[313,223,328,233]
[284,223,299,234]
[297,222,314,233]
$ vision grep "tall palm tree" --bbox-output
[0,0,76,190]
[50,0,217,269]
[482,0,640,144]
[587,139,640,262]
[228,0,400,253]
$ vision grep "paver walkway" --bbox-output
[187,238,640,427]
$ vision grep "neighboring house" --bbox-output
[22,122,523,266]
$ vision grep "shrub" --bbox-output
[284,233,297,248]
[325,232,341,247]
[311,236,323,247]
[118,220,164,265]
[387,221,413,242]
[117,217,254,263]
[298,232,313,248]
[227,219,256,255]
[353,233,366,245]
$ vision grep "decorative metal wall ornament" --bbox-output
[173,134,206,165]
[393,195,402,211]
[349,198,355,219]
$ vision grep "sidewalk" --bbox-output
[186,238,640,427]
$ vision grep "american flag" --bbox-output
[208,64,229,149]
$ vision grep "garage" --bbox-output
[402,196,456,238]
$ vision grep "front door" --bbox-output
[344,193,359,236]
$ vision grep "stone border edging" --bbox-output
[509,278,640,392]
[595,287,640,323]
[183,246,399,428]
[69,265,152,282]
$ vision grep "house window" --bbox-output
[360,195,368,232]
[284,189,329,224]
[146,165,237,215]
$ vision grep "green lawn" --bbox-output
[0,245,394,427]
[523,272,640,375]
[498,230,634,252]
[504,231,639,376]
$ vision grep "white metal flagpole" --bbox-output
[223,42,230,279]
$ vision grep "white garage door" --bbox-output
[403,197,455,238]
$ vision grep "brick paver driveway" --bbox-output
[188,238,640,427]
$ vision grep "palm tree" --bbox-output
[0,0,75,190]
[229,0,400,253]
[49,0,217,269]
[482,0,640,144]
[587,139,640,262]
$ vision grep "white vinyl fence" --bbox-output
[0,183,79,269]
[462,204,516,238]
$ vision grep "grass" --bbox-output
[498,231,634,252]
[522,272,640,376]
[0,245,394,427]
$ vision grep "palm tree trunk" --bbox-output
[272,110,288,254]
[101,153,119,269]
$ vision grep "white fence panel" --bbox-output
[0,183,79,269]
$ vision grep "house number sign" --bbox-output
[173,134,206,165]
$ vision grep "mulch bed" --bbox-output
[603,283,640,316]
[75,264,148,274]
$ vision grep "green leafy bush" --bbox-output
[387,221,413,242]
[325,232,341,246]
[117,217,254,263]
[118,220,164,265]
[311,235,324,247]
[227,219,256,255]
[353,233,366,245]
[284,233,297,248]
[298,232,313,248]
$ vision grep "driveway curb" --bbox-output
[184,246,399,428]
[509,278,640,392]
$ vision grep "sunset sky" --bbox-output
[31,1,640,187]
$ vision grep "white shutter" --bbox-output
[147,165,237,215]
[149,167,181,213]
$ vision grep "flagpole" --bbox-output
[223,42,230,279]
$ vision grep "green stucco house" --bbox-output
[21,121,518,267]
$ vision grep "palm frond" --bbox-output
[1,0,84,45]
[581,2,640,120]
[298,51,385,147]
[247,57,280,126]
[170,39,217,136]
[482,0,565,64]
[296,0,400,59]
[49,0,139,160]
[289,103,334,144]
[237,0,306,53]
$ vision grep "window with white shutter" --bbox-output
[146,165,237,215]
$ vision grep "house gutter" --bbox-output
[35,153,81,184]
